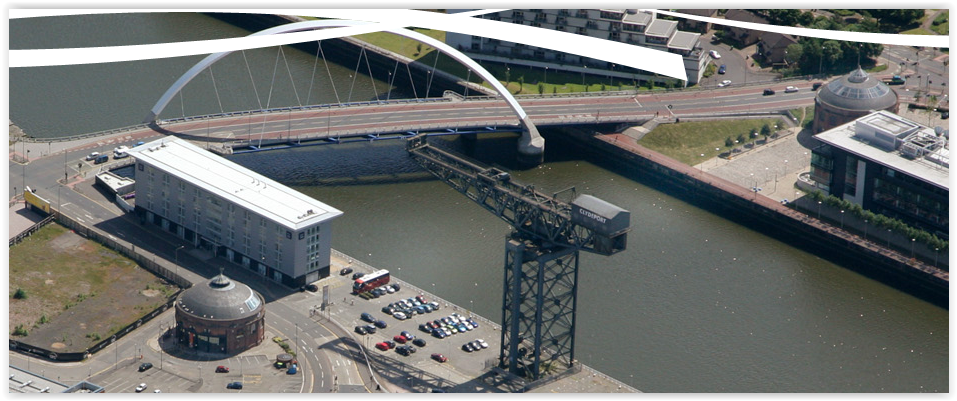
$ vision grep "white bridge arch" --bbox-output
[146,19,543,158]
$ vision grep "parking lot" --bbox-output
[289,257,506,392]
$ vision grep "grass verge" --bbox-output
[638,118,784,165]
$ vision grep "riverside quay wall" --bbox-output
[554,128,948,307]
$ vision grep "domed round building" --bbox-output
[813,67,900,133]
[174,273,265,354]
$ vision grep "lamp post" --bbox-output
[783,159,788,175]
[911,238,916,258]
[699,154,705,172]
[295,323,299,356]
[817,201,822,219]
[715,148,720,167]
[840,210,844,229]
[175,245,185,279]
[544,66,548,86]
[819,46,827,76]
[887,229,891,248]
[934,248,939,267]
[863,220,868,240]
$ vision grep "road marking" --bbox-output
[61,202,72,207]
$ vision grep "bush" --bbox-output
[86,332,101,341]
[38,314,49,325]
[13,325,28,337]
[13,288,27,299]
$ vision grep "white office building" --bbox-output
[128,138,343,287]
[446,9,709,85]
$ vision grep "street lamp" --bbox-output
[783,159,788,175]
[934,248,939,267]
[911,238,916,258]
[817,201,822,219]
[699,154,705,172]
[819,46,827,76]
[840,210,845,229]
[863,220,868,240]
[886,229,892,248]
[175,245,185,279]
[544,66,548,86]
[715,148,720,167]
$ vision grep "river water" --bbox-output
[9,12,948,392]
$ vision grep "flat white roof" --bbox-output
[815,112,949,190]
[668,31,699,51]
[128,138,342,230]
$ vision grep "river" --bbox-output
[9,12,948,392]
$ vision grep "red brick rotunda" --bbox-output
[174,272,265,354]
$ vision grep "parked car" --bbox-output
[462,343,475,352]
[85,152,100,161]
[396,345,412,356]
[352,272,364,280]
[393,335,408,344]
[428,301,440,310]
[785,86,799,93]
[215,365,229,373]
[763,88,776,96]
[94,154,109,164]
[374,320,388,329]
[812,82,823,91]
[376,342,390,351]
[360,312,375,323]
[364,324,377,334]
[420,323,433,333]
[355,325,369,335]
[113,146,130,159]
[305,283,318,292]
[393,311,407,320]
[718,64,726,74]
[412,338,427,347]
[415,295,428,304]
[390,283,401,292]
[385,340,396,349]
[718,79,732,87]
[226,382,243,390]
[710,50,721,59]
[432,328,447,339]
[138,362,153,372]
[431,353,448,363]
[339,267,354,276]
[400,331,415,341]
[135,383,148,392]
[476,339,489,349]
[287,364,298,375]
[134,141,145,147]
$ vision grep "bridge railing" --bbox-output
[20,123,152,144]
[157,97,455,126]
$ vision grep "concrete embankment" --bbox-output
[553,128,948,307]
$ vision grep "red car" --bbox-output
[215,366,229,373]
[393,335,407,344]
[375,342,390,351]
[431,353,448,363]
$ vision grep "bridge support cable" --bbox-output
[387,59,400,101]
[362,45,380,102]
[317,41,341,105]
[279,45,303,107]
[405,62,418,100]
[347,46,364,103]
[426,49,440,98]
[208,64,225,114]
[305,41,321,106]
[241,49,264,111]
[179,90,185,119]
[265,46,282,110]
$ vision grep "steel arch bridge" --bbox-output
[146,19,544,161]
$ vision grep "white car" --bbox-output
[85,152,100,161]
[393,311,407,320]
[710,50,721,59]
[477,339,489,349]
[113,146,130,159]
[784,86,799,93]
[718,80,732,87]
[135,383,148,392]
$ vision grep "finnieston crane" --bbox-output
[406,134,630,381]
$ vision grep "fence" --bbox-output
[9,212,191,363]
[9,215,55,247]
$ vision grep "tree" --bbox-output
[785,43,803,65]
[761,124,772,141]
[725,137,734,148]
[735,133,746,144]
[13,288,26,299]
[767,9,801,26]
[538,82,545,95]
[798,11,814,26]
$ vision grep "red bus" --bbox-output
[353,270,390,294]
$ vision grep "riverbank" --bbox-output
[555,127,948,307]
